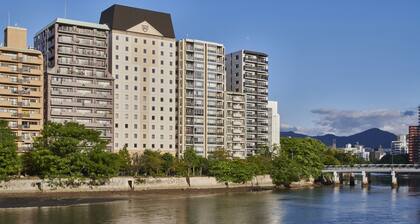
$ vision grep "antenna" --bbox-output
[7,11,10,26]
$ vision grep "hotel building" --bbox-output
[100,5,176,153]
[176,39,225,157]
[34,18,113,146]
[226,50,269,155]
[0,27,44,151]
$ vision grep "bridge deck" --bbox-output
[322,164,420,173]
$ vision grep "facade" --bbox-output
[408,126,420,164]
[225,92,246,158]
[267,100,280,146]
[391,135,408,155]
[176,39,225,157]
[100,5,176,153]
[343,144,370,161]
[34,18,113,147]
[226,50,269,155]
[0,26,44,152]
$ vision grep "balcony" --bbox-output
[18,112,42,120]
[0,111,17,118]
[21,124,42,130]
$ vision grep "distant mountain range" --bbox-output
[281,128,397,149]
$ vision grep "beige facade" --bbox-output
[0,26,44,152]
[34,18,113,147]
[100,5,177,153]
[225,92,246,158]
[226,50,269,156]
[177,39,225,157]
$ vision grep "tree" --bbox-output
[270,137,327,187]
[280,137,325,179]
[161,152,175,176]
[0,120,22,181]
[24,122,118,182]
[209,159,255,184]
[117,146,132,175]
[208,148,230,161]
[138,150,163,176]
[183,147,200,176]
[270,153,300,187]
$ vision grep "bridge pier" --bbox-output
[391,170,398,188]
[361,171,368,188]
[333,171,340,186]
[349,173,355,186]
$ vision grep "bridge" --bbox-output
[322,164,420,188]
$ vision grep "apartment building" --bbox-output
[34,18,113,146]
[176,39,225,157]
[100,5,176,153]
[408,126,420,164]
[226,50,269,155]
[267,100,280,146]
[0,26,43,152]
[225,92,246,158]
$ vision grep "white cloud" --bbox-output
[310,108,416,136]
[282,108,417,136]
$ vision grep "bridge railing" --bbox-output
[324,164,420,170]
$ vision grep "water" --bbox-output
[0,175,419,224]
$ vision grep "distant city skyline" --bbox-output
[1,0,419,136]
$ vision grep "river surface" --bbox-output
[0,175,419,224]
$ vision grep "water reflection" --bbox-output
[0,175,419,224]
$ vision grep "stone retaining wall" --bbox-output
[0,175,274,194]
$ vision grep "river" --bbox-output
[0,175,419,224]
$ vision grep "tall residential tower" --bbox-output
[226,50,269,155]
[176,39,225,157]
[0,26,44,151]
[34,18,113,146]
[100,5,177,153]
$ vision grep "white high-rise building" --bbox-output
[176,39,225,157]
[267,101,280,146]
[100,5,176,153]
[391,135,408,155]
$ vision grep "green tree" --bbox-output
[161,152,175,176]
[183,147,200,176]
[138,150,163,176]
[270,153,301,187]
[209,159,255,184]
[117,146,132,175]
[0,120,22,180]
[280,137,325,178]
[24,122,118,182]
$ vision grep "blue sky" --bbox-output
[2,0,419,136]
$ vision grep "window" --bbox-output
[125,75,128,80]
[125,37,129,42]
[115,123,118,128]
[125,124,128,128]
[116,35,119,40]
[125,46,129,51]
[134,143,137,148]
[135,38,138,43]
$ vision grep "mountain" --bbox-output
[280,128,397,149]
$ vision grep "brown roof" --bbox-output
[100,4,175,38]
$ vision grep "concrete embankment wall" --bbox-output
[0,175,274,194]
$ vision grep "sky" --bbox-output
[1,0,419,136]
